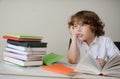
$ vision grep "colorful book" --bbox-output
[7,43,47,51]
[3,33,43,39]
[5,47,47,55]
[7,40,47,47]
[3,35,41,42]
[3,51,43,61]
[43,52,64,66]
[4,56,43,66]
[41,64,74,75]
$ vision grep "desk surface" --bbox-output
[0,61,119,79]
[0,61,72,79]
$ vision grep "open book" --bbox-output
[74,53,120,78]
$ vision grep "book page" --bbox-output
[102,54,120,77]
[75,53,101,75]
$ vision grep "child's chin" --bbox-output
[78,37,83,41]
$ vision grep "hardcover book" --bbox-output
[5,47,47,55]
[7,40,47,47]
[7,43,47,51]
[3,33,43,39]
[42,64,74,75]
[4,51,43,61]
[4,56,43,66]
[3,35,41,42]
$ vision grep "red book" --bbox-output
[3,35,41,42]
[41,64,74,75]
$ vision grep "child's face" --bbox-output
[74,21,95,42]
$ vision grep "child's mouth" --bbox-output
[77,34,83,38]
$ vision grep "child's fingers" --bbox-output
[69,26,75,34]
[96,58,106,67]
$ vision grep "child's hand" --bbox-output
[69,26,75,35]
[69,26,79,39]
[96,58,106,67]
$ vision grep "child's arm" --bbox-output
[67,26,79,64]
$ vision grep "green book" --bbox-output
[4,33,43,39]
[43,52,64,66]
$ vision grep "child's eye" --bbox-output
[74,26,77,27]
[80,24,85,27]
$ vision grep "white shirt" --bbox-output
[77,36,120,61]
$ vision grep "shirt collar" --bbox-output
[81,36,98,46]
[91,36,98,45]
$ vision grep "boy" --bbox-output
[67,10,119,67]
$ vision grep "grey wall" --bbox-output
[0,0,120,61]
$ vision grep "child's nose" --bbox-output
[76,27,81,32]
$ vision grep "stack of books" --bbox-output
[2,33,47,66]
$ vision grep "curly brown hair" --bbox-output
[68,10,105,36]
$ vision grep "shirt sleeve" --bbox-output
[106,37,120,58]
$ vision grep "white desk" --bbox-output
[0,61,71,79]
[0,61,119,79]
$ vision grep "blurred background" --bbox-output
[0,0,120,61]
